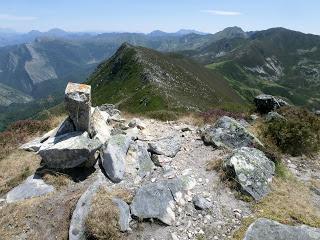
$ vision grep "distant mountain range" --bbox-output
[0,26,320,130]
[0,28,97,47]
[0,28,208,48]
[0,26,243,102]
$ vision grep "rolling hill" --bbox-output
[88,43,245,113]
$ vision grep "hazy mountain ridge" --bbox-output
[0,28,97,47]
[0,27,247,100]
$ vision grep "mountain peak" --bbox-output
[88,44,243,111]
[148,29,207,37]
[175,29,207,35]
[213,26,247,40]
[47,28,68,34]
[148,30,168,37]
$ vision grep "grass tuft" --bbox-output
[85,187,133,240]
[233,178,320,239]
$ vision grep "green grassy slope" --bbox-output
[197,28,320,109]
[88,43,247,114]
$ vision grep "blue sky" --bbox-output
[0,0,319,34]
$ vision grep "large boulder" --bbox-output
[244,218,320,240]
[200,116,263,149]
[69,177,104,240]
[130,176,195,225]
[20,127,58,152]
[65,82,91,132]
[100,134,131,183]
[39,132,101,169]
[6,175,55,203]
[224,147,275,200]
[131,182,175,225]
[89,107,111,144]
[148,136,181,158]
[254,94,288,114]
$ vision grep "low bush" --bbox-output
[263,107,320,156]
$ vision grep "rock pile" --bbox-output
[200,116,275,200]
[8,83,320,240]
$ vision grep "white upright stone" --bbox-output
[65,82,91,132]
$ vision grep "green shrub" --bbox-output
[263,107,320,156]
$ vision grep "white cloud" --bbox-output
[0,14,37,21]
[201,10,242,16]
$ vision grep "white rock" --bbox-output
[6,175,55,203]
[90,107,111,144]
[65,82,91,132]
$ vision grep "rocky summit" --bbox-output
[1,84,320,240]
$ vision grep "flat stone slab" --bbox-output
[224,147,275,200]
[130,176,195,225]
[20,127,58,152]
[6,175,55,203]
[39,132,101,169]
[148,136,181,158]
[244,218,320,240]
